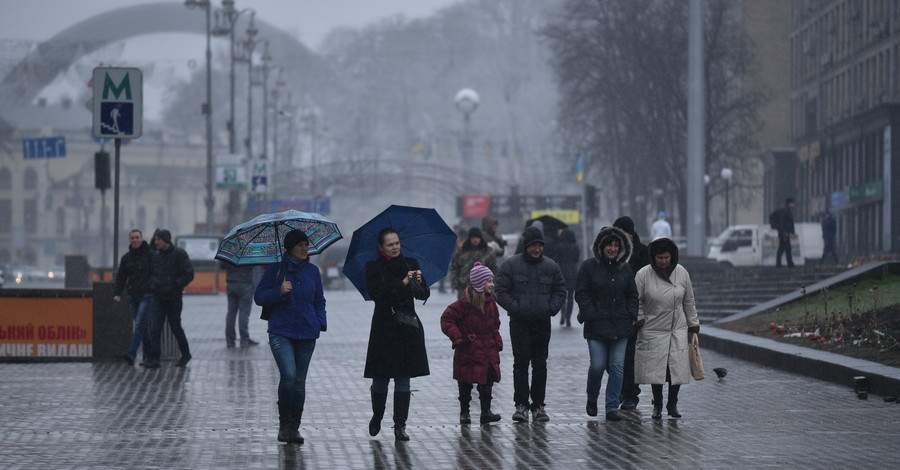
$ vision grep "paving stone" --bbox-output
[2,289,899,468]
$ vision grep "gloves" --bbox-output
[688,325,700,334]
[320,324,327,332]
[576,311,585,324]
[633,319,645,331]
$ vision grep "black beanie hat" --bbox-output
[156,229,172,245]
[612,216,635,237]
[468,227,483,239]
[522,226,545,248]
[284,229,309,252]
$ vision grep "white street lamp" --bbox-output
[184,0,215,232]
[720,167,733,227]
[454,88,479,191]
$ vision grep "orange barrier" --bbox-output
[0,295,93,359]
[92,269,225,294]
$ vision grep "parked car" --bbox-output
[46,265,66,282]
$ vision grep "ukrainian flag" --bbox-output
[577,154,584,182]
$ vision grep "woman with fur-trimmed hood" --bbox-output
[574,226,639,421]
[633,237,700,420]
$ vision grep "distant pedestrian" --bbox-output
[575,226,638,421]
[481,216,507,258]
[553,228,580,327]
[612,216,650,410]
[254,229,327,444]
[145,229,194,368]
[650,211,672,240]
[634,237,700,420]
[494,226,566,422]
[221,262,260,348]
[821,209,839,264]
[450,227,497,298]
[770,198,796,267]
[364,227,430,442]
[113,229,153,366]
[440,262,503,426]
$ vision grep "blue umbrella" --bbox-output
[342,205,456,300]
[215,209,342,265]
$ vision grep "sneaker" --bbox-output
[512,405,529,422]
[586,400,598,417]
[241,339,260,347]
[460,411,471,424]
[175,355,192,367]
[532,406,550,422]
[605,410,624,421]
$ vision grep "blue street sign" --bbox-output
[22,136,66,159]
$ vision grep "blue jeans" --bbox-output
[371,377,411,394]
[225,282,253,344]
[269,334,316,407]
[587,337,627,412]
[127,295,153,359]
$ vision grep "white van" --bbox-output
[707,223,823,266]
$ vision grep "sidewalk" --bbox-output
[2,289,899,469]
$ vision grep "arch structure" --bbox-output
[0,2,335,112]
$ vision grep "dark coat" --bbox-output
[441,295,503,385]
[552,230,580,290]
[254,255,326,340]
[363,255,430,379]
[575,226,639,342]
[629,236,651,274]
[150,244,194,299]
[114,241,153,298]
[494,252,566,321]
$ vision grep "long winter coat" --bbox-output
[553,229,580,290]
[633,239,700,385]
[574,226,638,341]
[363,254,430,379]
[440,294,503,385]
[254,254,326,340]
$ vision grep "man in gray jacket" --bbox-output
[494,226,566,422]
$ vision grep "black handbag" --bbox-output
[260,261,284,321]
[391,306,420,330]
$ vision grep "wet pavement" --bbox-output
[2,289,900,469]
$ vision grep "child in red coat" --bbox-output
[440,262,503,425]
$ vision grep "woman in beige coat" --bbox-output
[633,238,700,419]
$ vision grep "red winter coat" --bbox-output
[440,294,503,385]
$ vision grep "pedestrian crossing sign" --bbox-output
[92,67,142,139]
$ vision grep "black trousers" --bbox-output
[621,331,641,403]
[509,317,551,408]
[776,232,794,267]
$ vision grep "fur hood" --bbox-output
[592,226,632,268]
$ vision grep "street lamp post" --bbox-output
[259,44,273,160]
[242,37,265,160]
[721,167,733,228]
[454,88,479,192]
[184,0,215,233]
[212,0,254,156]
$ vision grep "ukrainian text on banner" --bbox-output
[0,298,93,358]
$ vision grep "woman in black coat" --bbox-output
[364,227,430,441]
[574,226,638,422]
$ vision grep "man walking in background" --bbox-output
[221,262,260,348]
[113,229,154,366]
[145,229,194,368]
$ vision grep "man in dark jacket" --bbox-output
[494,226,566,422]
[771,198,796,268]
[113,229,154,366]
[612,216,650,410]
[145,229,194,368]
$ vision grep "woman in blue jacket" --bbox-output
[254,229,327,445]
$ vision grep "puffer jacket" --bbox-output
[494,252,566,321]
[450,243,497,292]
[574,226,638,341]
[150,244,194,299]
[254,254,326,340]
[114,241,153,298]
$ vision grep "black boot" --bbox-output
[393,391,411,441]
[277,402,292,442]
[369,388,388,436]
[287,406,305,444]
[666,385,681,418]
[477,384,502,424]
[651,400,663,420]
[459,382,472,424]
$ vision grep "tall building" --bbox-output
[786,0,899,256]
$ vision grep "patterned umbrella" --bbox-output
[215,210,342,265]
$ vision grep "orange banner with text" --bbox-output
[0,298,93,358]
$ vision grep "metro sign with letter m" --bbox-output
[92,67,142,139]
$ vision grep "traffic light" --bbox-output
[94,151,111,190]
[584,184,598,217]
